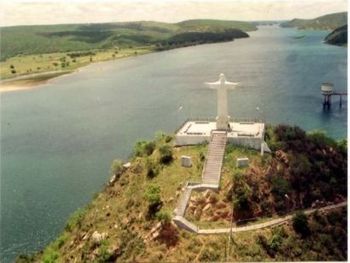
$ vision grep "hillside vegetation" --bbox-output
[0,20,256,61]
[0,20,255,80]
[16,125,347,262]
[324,24,348,46]
[280,12,347,30]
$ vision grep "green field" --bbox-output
[0,47,153,80]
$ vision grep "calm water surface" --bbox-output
[0,26,347,262]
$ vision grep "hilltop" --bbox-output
[280,12,347,30]
[324,24,348,46]
[17,125,347,262]
[0,19,255,61]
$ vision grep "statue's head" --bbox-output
[219,73,226,84]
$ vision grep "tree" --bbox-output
[292,211,310,237]
[145,184,162,217]
[308,130,336,148]
[289,154,311,192]
[145,184,161,206]
[231,173,253,220]
[159,145,173,164]
[134,140,155,157]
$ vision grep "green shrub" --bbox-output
[274,125,306,142]
[145,158,159,178]
[155,131,172,144]
[134,141,156,157]
[199,247,221,262]
[42,247,59,263]
[292,211,310,237]
[145,184,161,206]
[110,159,123,175]
[337,139,347,155]
[145,184,162,217]
[159,145,173,164]
[55,233,68,249]
[269,230,284,251]
[289,154,311,191]
[271,176,290,198]
[307,130,337,148]
[65,208,86,232]
[232,173,252,214]
[156,210,171,224]
[96,240,114,262]
[257,235,275,257]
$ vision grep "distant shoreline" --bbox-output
[0,50,151,93]
[0,70,73,93]
[0,38,247,93]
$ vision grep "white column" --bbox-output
[216,82,229,130]
[205,73,238,131]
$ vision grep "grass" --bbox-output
[221,143,261,186]
[17,129,347,262]
[0,46,153,80]
[183,144,263,229]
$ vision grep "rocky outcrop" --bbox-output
[324,24,347,46]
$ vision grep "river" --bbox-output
[0,26,347,262]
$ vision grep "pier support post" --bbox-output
[323,95,331,109]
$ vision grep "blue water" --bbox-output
[0,26,347,262]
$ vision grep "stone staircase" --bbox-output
[174,187,192,217]
[202,131,227,186]
[173,131,227,230]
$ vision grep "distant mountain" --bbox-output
[177,19,256,32]
[280,12,347,30]
[0,20,256,61]
[324,24,347,46]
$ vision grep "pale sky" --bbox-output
[0,0,347,27]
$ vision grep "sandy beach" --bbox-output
[0,79,49,93]
[0,70,73,93]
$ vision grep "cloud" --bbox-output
[0,0,347,26]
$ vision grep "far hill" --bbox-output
[176,19,256,32]
[280,12,347,30]
[324,24,348,46]
[0,20,256,61]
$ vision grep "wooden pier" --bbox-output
[321,83,347,109]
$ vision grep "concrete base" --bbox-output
[175,120,266,150]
